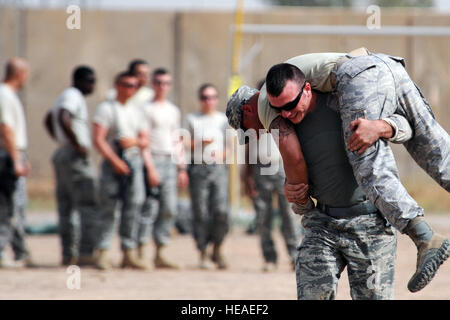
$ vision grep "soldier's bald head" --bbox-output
[5,57,28,79]
[4,57,29,88]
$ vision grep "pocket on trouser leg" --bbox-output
[74,177,98,207]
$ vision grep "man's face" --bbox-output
[116,76,139,100]
[267,80,311,124]
[78,74,96,96]
[135,64,150,87]
[18,67,29,89]
[242,93,263,132]
[199,86,218,113]
[152,73,172,97]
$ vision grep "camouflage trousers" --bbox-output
[52,146,98,258]
[187,164,230,251]
[138,155,177,247]
[0,150,29,261]
[380,53,449,191]
[96,150,145,250]
[296,209,397,300]
[334,53,450,231]
[251,163,299,264]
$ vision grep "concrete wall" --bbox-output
[0,7,448,192]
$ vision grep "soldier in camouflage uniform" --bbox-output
[260,53,449,294]
[44,66,98,266]
[244,137,300,272]
[334,53,449,229]
[0,58,32,268]
[333,54,449,292]
[138,68,188,269]
[184,84,231,269]
[92,71,149,270]
[227,86,398,299]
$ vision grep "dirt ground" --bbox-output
[0,213,449,300]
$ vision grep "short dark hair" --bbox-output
[266,63,306,97]
[198,83,218,98]
[128,59,148,75]
[152,68,169,80]
[72,66,95,83]
[115,71,136,84]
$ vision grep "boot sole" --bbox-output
[408,239,450,293]
[121,264,148,270]
[154,264,179,269]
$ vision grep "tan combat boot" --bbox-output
[405,216,450,292]
[62,256,78,266]
[154,244,179,269]
[16,256,38,268]
[137,243,149,260]
[95,249,112,271]
[199,249,212,270]
[121,249,148,270]
[77,255,97,267]
[212,243,228,270]
[262,262,277,273]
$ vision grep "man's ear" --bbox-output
[304,82,311,93]
[302,82,313,99]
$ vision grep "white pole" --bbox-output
[233,24,450,37]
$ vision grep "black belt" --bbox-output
[316,200,379,219]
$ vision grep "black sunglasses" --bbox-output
[200,95,218,101]
[119,82,138,88]
[153,80,172,86]
[269,82,305,113]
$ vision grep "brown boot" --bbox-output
[62,256,78,266]
[405,216,450,293]
[95,249,112,271]
[77,255,97,267]
[212,243,228,270]
[154,245,179,269]
[121,249,148,270]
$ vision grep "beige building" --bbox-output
[0,6,448,201]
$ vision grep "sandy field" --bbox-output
[0,213,449,300]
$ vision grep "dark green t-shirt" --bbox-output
[295,92,367,207]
